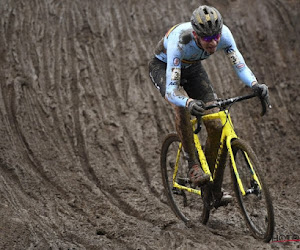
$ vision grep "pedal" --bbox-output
[213,191,232,208]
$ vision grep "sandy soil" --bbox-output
[0,0,299,249]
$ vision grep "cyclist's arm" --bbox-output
[219,26,257,87]
[165,43,188,107]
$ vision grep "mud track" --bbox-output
[0,0,299,249]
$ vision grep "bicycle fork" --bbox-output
[227,138,262,196]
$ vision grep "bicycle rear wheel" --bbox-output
[161,133,209,226]
[230,139,274,242]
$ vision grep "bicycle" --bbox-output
[160,93,275,242]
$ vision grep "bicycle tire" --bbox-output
[161,133,210,226]
[230,139,274,242]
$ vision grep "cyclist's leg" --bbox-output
[203,107,229,201]
[203,106,223,173]
[182,62,220,172]
[174,105,197,163]
[173,101,210,186]
[149,57,198,163]
[149,57,194,158]
[183,62,229,200]
[149,58,209,185]
[149,57,167,97]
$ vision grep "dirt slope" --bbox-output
[0,0,299,249]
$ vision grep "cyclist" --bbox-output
[149,5,269,204]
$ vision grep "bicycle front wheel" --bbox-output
[161,133,209,226]
[230,139,274,242]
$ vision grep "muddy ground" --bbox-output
[0,0,299,249]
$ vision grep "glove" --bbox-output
[252,83,269,99]
[187,99,206,116]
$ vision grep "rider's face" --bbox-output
[193,31,221,54]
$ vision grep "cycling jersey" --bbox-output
[155,22,257,107]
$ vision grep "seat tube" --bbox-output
[173,143,183,184]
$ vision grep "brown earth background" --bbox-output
[0,0,299,249]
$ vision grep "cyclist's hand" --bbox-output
[252,83,269,99]
[252,82,271,115]
[187,99,205,116]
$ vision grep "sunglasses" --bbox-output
[201,33,221,42]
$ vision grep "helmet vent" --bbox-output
[208,21,212,28]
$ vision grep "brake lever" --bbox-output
[260,95,272,116]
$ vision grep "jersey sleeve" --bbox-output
[220,26,257,87]
[164,38,188,107]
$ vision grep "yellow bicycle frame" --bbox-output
[173,110,261,196]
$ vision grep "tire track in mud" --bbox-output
[66,7,145,223]
[83,1,176,222]
[61,3,169,228]
[3,77,68,196]
[67,3,99,190]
